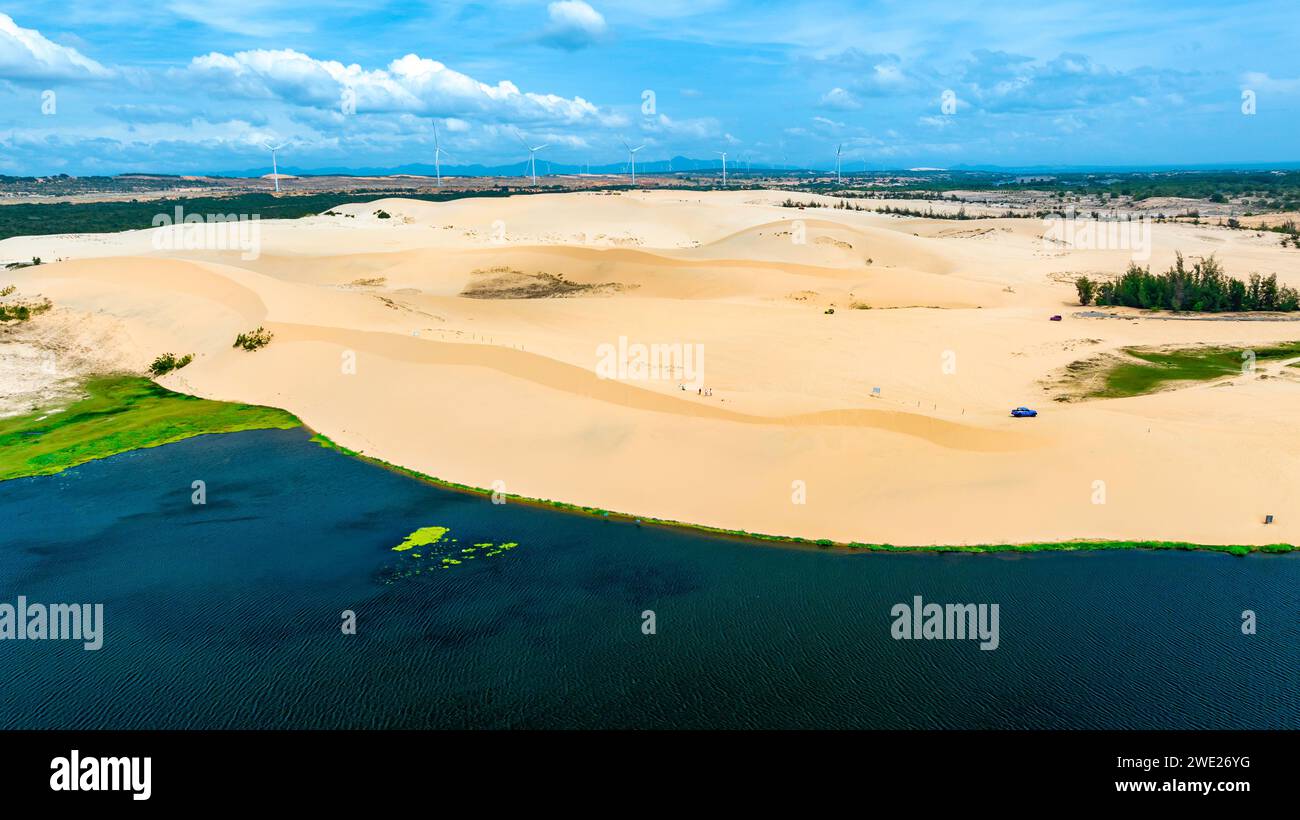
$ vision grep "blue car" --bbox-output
[1011,406,1037,418]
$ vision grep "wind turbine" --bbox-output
[714,150,728,186]
[835,144,843,184]
[432,122,450,187]
[513,128,549,186]
[622,138,645,185]
[262,142,285,192]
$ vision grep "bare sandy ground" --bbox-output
[3,188,1300,546]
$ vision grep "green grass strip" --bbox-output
[0,375,300,481]
[1092,340,1300,398]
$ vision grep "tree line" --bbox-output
[1075,253,1299,312]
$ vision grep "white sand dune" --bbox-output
[4,188,1300,546]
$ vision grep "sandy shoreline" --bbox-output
[3,189,1300,546]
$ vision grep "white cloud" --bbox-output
[810,50,917,98]
[869,62,906,88]
[641,113,720,139]
[538,1,609,51]
[0,13,113,82]
[1241,72,1300,95]
[185,49,609,125]
[1052,114,1085,133]
[820,87,861,110]
[168,1,314,37]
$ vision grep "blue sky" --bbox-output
[1,0,1298,175]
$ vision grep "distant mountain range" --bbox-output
[211,156,794,179]
[12,160,1300,183]
[204,157,1300,179]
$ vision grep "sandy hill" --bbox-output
[3,188,1300,546]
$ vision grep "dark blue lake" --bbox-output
[0,427,1295,729]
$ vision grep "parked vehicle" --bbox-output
[1011,406,1038,418]
[1049,315,1062,321]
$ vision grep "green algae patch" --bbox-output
[383,525,523,582]
[0,376,301,482]
[391,525,449,552]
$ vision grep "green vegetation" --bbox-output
[1085,341,1300,399]
[1,170,1298,245]
[384,524,522,580]
[792,169,1300,211]
[1074,276,1095,306]
[1077,254,1298,312]
[3,257,42,270]
[778,197,1018,219]
[871,203,1019,220]
[1233,216,1299,243]
[0,376,299,481]
[0,298,52,322]
[0,172,226,199]
[843,540,1293,557]
[233,326,273,351]
[392,526,449,551]
[148,352,194,376]
[780,197,872,212]
[0,190,532,242]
